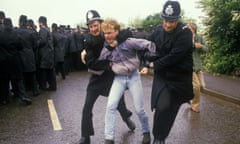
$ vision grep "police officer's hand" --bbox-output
[81,49,87,64]
[143,51,160,62]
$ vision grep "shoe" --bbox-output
[105,139,114,144]
[125,118,136,131]
[191,106,200,113]
[21,97,32,105]
[1,100,9,105]
[79,136,90,144]
[33,91,41,96]
[47,87,56,91]
[142,132,151,144]
[33,87,41,96]
[153,139,165,144]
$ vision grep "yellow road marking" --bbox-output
[48,99,62,131]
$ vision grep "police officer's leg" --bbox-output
[47,68,56,91]
[30,71,40,96]
[117,95,135,131]
[0,62,10,104]
[39,68,47,90]
[117,95,132,120]
[11,79,32,105]
[153,88,182,141]
[59,62,65,79]
[81,90,99,137]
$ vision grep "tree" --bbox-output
[199,0,240,75]
[128,16,144,29]
[141,13,162,32]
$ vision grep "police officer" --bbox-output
[51,23,66,80]
[0,11,5,31]
[79,10,135,144]
[16,15,40,96]
[37,16,56,91]
[0,18,32,105]
[148,1,194,143]
[70,26,85,70]
[0,11,7,104]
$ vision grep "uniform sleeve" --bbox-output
[84,35,111,71]
[154,27,193,71]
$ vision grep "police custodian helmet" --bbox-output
[38,16,47,25]
[86,10,103,25]
[161,0,181,21]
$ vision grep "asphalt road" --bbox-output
[0,71,240,144]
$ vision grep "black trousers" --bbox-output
[152,87,183,141]
[23,72,40,95]
[11,79,28,99]
[81,90,132,137]
[38,68,56,90]
[0,61,10,102]
[55,62,65,79]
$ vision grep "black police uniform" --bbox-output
[148,1,194,143]
[148,23,193,141]
[37,19,56,91]
[0,18,32,105]
[71,30,85,70]
[52,24,66,80]
[16,15,40,96]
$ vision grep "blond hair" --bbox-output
[101,19,121,32]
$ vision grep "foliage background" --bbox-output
[198,0,240,75]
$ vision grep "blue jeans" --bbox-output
[105,70,150,140]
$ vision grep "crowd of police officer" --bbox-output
[0,11,87,106]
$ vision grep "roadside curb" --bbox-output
[148,69,240,105]
[202,88,240,105]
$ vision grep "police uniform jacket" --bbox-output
[0,28,24,80]
[84,33,113,96]
[16,27,37,72]
[148,22,194,110]
[52,31,65,62]
[72,32,84,52]
[37,26,54,69]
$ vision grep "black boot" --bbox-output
[142,132,151,144]
[125,118,136,131]
[16,80,32,105]
[152,139,165,144]
[21,97,32,105]
[105,139,114,144]
[79,136,90,144]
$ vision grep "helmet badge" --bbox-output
[165,5,174,16]
[87,11,94,19]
